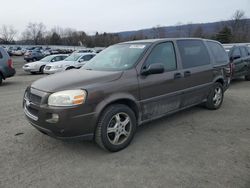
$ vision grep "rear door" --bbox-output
[239,46,250,75]
[206,40,230,84]
[176,40,213,107]
[230,47,245,77]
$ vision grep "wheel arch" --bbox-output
[213,76,225,86]
[0,70,5,80]
[94,94,141,127]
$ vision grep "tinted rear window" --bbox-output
[240,47,248,57]
[207,41,228,64]
[177,40,210,69]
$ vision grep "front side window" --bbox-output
[207,41,228,64]
[177,40,210,69]
[144,42,177,71]
[83,55,94,61]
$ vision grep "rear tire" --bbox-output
[66,67,74,70]
[245,75,250,81]
[205,83,224,110]
[95,104,137,152]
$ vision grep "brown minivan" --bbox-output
[23,38,231,152]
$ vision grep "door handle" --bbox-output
[174,73,182,79]
[184,71,191,77]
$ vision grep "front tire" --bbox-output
[95,104,137,152]
[205,83,224,110]
[39,65,45,74]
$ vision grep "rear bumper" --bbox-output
[2,67,15,78]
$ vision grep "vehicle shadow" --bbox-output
[0,81,20,87]
[52,105,204,155]
[230,77,246,85]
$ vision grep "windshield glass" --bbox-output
[83,43,150,71]
[64,53,82,61]
[40,56,53,62]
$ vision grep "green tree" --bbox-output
[50,32,61,45]
[215,26,233,43]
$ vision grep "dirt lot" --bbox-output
[0,56,250,188]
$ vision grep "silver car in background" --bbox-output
[44,53,95,74]
[23,54,68,74]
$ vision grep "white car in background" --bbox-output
[22,54,68,74]
[44,53,95,74]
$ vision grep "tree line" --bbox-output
[0,10,249,47]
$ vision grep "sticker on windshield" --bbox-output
[129,45,146,49]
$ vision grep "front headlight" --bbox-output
[48,90,87,107]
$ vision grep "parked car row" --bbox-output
[1,45,102,58]
[23,54,69,74]
[23,53,95,74]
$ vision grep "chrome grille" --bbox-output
[25,89,42,105]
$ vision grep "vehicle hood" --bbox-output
[24,61,44,67]
[31,69,123,92]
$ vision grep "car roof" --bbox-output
[49,54,68,57]
[121,37,206,44]
[72,52,96,56]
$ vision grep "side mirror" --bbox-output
[230,55,241,61]
[79,59,84,63]
[141,63,165,76]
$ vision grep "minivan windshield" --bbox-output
[83,43,150,71]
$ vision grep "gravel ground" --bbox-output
[0,56,250,188]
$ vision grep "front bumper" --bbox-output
[22,66,39,72]
[23,88,97,140]
[2,67,15,78]
[43,68,64,74]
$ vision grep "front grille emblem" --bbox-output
[26,100,31,107]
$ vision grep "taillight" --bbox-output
[7,59,14,69]
[225,63,233,77]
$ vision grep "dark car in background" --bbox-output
[228,45,250,80]
[0,47,16,85]
[23,38,230,152]
[24,50,44,62]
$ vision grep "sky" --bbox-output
[0,0,249,35]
